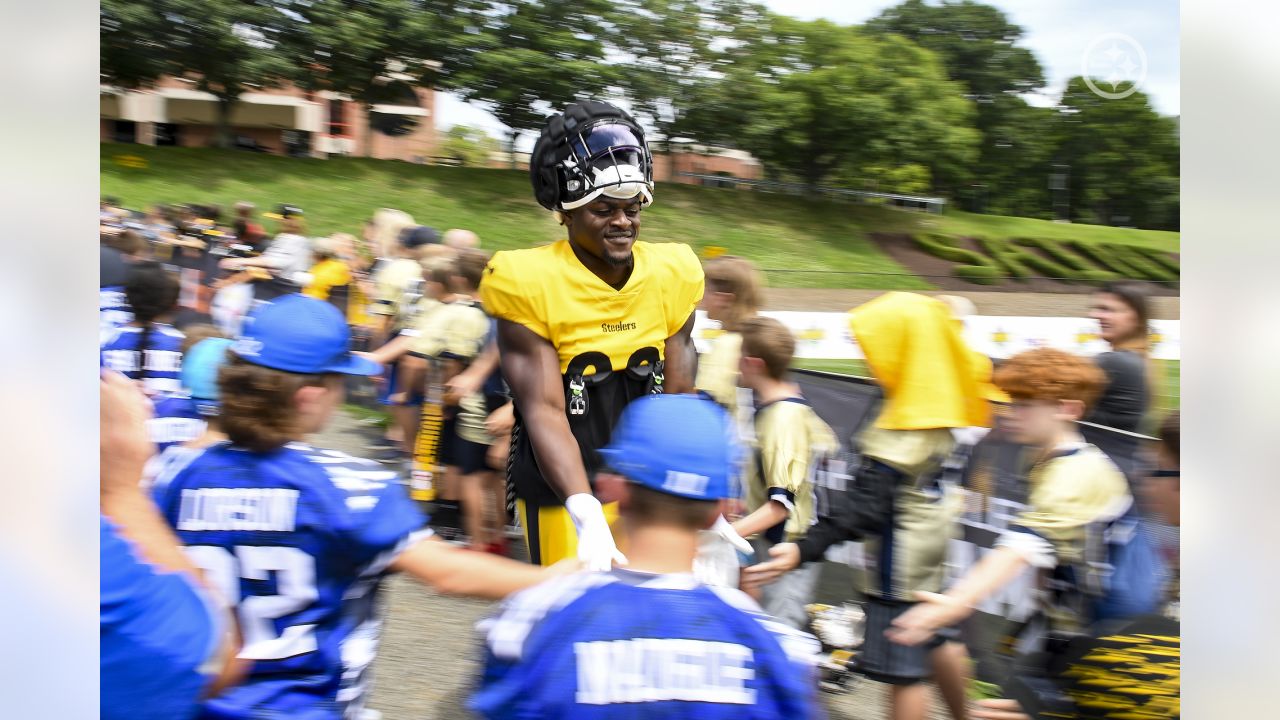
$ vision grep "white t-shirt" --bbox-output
[261,233,313,283]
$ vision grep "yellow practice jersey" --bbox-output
[855,426,961,599]
[745,397,840,543]
[370,257,421,321]
[1014,443,1131,632]
[480,239,703,506]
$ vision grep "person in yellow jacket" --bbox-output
[303,235,354,307]
[744,291,994,720]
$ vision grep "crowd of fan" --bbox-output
[99,195,1180,720]
[100,197,509,551]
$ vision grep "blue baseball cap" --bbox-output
[181,337,233,414]
[598,394,742,501]
[230,294,382,376]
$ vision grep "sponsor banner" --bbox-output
[693,311,1181,360]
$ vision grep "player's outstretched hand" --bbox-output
[885,591,968,647]
[970,698,1030,719]
[101,370,154,496]
[565,493,628,572]
[740,542,800,591]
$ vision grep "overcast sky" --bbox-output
[434,0,1179,147]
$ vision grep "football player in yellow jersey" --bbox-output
[480,100,704,571]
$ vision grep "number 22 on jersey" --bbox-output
[187,545,319,661]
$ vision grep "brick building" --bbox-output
[102,80,761,182]
[100,77,438,161]
[650,142,762,183]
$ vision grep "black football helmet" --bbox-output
[530,100,654,212]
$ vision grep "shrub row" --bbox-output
[1014,237,1121,282]
[912,234,1004,286]
[910,233,1179,286]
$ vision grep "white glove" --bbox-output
[693,516,755,588]
[565,493,628,572]
[710,515,753,555]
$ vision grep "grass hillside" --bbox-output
[100,144,1179,289]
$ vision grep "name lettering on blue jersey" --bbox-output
[148,416,207,445]
[178,488,300,532]
[100,289,127,309]
[103,348,183,374]
[573,638,756,706]
[146,349,184,373]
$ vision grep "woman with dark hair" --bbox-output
[101,261,185,396]
[1086,281,1155,432]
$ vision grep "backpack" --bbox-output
[1085,510,1169,623]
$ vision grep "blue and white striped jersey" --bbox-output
[101,324,185,396]
[148,394,208,453]
[471,568,823,720]
[100,285,133,344]
[152,441,428,720]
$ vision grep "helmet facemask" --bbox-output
[556,121,654,211]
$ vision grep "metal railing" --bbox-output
[675,172,947,213]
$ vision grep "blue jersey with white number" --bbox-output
[152,441,428,720]
[101,323,186,396]
[470,569,822,720]
[149,394,208,453]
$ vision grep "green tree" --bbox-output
[454,0,612,168]
[163,0,293,148]
[101,0,171,89]
[1055,77,1179,229]
[705,17,978,191]
[867,0,1044,100]
[867,0,1049,204]
[279,0,475,156]
[963,94,1057,217]
[440,124,501,166]
[605,0,755,179]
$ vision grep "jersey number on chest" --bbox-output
[564,347,664,416]
[186,545,319,661]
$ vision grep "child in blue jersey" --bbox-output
[102,261,186,396]
[148,328,230,455]
[470,394,822,720]
[145,336,236,490]
[101,244,133,343]
[151,294,561,720]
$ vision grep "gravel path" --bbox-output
[311,411,953,720]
